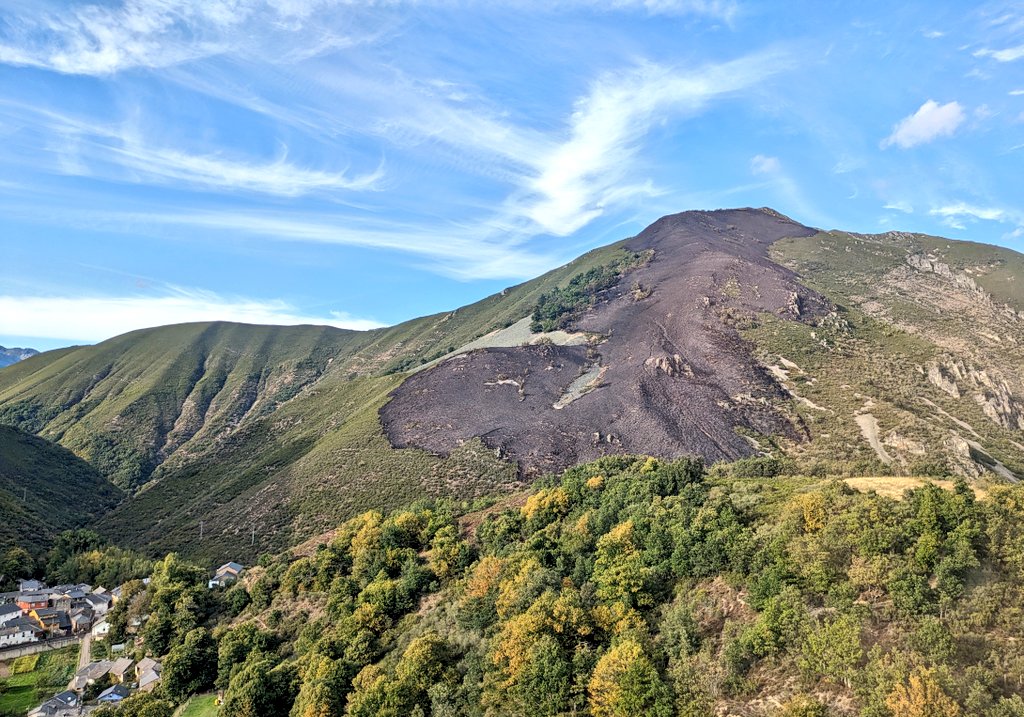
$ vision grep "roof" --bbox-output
[138,668,162,689]
[18,593,49,602]
[137,657,160,673]
[84,594,111,607]
[99,684,130,700]
[0,603,21,616]
[0,625,34,636]
[109,657,134,676]
[77,660,112,680]
[52,691,77,706]
[219,561,244,573]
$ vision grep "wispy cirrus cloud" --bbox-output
[882,100,966,149]
[506,52,790,236]
[929,201,1023,231]
[974,44,1024,62]
[0,287,384,343]
[1,101,382,196]
[0,0,737,77]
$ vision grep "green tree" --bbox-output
[588,640,672,717]
[162,627,217,702]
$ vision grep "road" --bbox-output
[78,632,92,670]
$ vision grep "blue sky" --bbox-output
[1,0,1022,351]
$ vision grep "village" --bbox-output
[0,562,244,716]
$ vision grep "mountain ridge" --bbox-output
[1,207,1022,561]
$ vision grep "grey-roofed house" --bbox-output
[98,683,131,703]
[0,603,22,626]
[208,561,244,588]
[0,623,38,647]
[69,607,93,633]
[137,657,162,692]
[28,690,78,717]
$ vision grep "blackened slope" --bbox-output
[382,208,822,475]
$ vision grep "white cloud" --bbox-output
[2,102,382,196]
[974,44,1024,62]
[884,200,914,213]
[0,0,738,76]
[750,154,781,175]
[882,100,966,149]
[929,202,1024,234]
[509,53,790,236]
[1010,89,1024,96]
[0,288,385,343]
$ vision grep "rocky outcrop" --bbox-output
[926,356,1024,431]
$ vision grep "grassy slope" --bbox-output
[758,230,1024,478]
[3,221,1024,562]
[0,241,632,563]
[0,425,122,554]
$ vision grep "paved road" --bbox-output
[78,632,92,670]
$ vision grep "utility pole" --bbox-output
[199,521,204,540]
[251,525,256,547]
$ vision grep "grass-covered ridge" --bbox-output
[84,455,1024,717]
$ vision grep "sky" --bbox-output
[1,1,1023,351]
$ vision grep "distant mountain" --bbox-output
[0,424,122,555]
[0,346,39,368]
[0,207,1021,562]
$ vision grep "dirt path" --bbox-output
[855,413,893,464]
[77,633,91,670]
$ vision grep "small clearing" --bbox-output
[412,317,591,373]
[844,476,987,500]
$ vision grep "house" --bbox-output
[28,690,78,717]
[91,619,111,638]
[69,660,112,691]
[16,593,49,611]
[48,593,72,612]
[30,608,70,636]
[18,579,45,592]
[109,657,134,683]
[98,684,131,703]
[69,607,94,633]
[0,603,22,626]
[5,616,44,640]
[84,592,112,616]
[136,657,162,692]
[0,623,38,647]
[208,561,244,588]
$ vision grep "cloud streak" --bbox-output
[882,100,966,149]
[507,53,791,236]
[974,44,1024,62]
[0,288,385,343]
[1,102,382,196]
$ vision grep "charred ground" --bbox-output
[381,208,826,475]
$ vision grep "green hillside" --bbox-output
[0,239,633,561]
[82,456,1024,717]
[0,210,1022,564]
[0,424,122,555]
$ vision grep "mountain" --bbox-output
[0,345,39,368]
[0,424,122,555]
[0,207,1021,562]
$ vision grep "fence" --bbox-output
[0,635,80,661]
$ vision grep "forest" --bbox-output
[38,455,1024,716]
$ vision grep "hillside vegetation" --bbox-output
[0,425,121,560]
[0,209,1022,563]
[85,455,1024,717]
